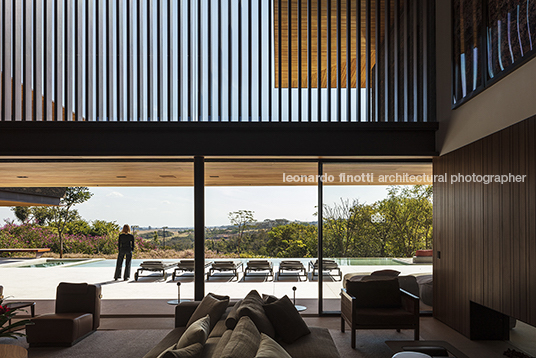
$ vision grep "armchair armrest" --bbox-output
[400,288,419,316]
[174,301,201,328]
[340,288,355,321]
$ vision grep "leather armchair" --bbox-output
[341,278,420,348]
[26,282,101,347]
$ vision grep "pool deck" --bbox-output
[0,258,432,304]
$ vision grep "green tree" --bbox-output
[266,223,317,258]
[228,210,256,255]
[11,206,31,223]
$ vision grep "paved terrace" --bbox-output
[0,258,432,316]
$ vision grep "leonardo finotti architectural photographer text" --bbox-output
[282,173,527,184]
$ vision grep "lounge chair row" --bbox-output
[135,259,342,281]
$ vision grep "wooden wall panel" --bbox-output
[433,114,536,337]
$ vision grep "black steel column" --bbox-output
[194,156,205,301]
[318,161,323,314]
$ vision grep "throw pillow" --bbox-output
[161,343,204,358]
[262,295,310,344]
[220,316,262,358]
[236,290,275,338]
[370,269,400,277]
[254,333,292,358]
[187,293,229,331]
[225,300,242,329]
[262,294,278,304]
[346,278,401,308]
[177,314,210,349]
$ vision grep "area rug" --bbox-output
[329,328,414,358]
[0,329,169,358]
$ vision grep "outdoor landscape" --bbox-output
[0,185,433,260]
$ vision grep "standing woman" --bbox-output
[114,224,135,281]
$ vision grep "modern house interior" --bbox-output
[1,0,536,357]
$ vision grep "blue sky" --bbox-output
[0,186,391,228]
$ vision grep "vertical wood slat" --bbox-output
[86,0,94,121]
[287,0,292,122]
[316,0,321,122]
[107,0,114,120]
[167,0,173,121]
[148,0,153,121]
[178,0,182,121]
[356,0,360,122]
[298,0,302,122]
[157,0,163,121]
[0,0,3,120]
[422,0,428,121]
[345,0,350,122]
[365,0,370,122]
[208,0,213,121]
[238,0,242,121]
[327,0,331,122]
[34,0,43,120]
[138,0,144,121]
[4,0,12,121]
[55,0,63,120]
[403,0,409,122]
[336,0,341,122]
[413,0,418,122]
[13,0,22,120]
[217,0,221,121]
[384,0,390,122]
[247,0,251,121]
[23,0,32,120]
[258,0,262,121]
[75,0,83,121]
[374,0,379,122]
[118,0,124,121]
[307,0,311,122]
[128,0,134,121]
[45,0,53,121]
[65,0,73,121]
[227,0,231,121]
[278,0,282,122]
[393,0,399,122]
[268,0,273,122]
[97,0,104,121]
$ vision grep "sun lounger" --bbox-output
[309,259,342,281]
[206,261,243,281]
[134,260,178,281]
[171,260,212,280]
[244,260,274,280]
[277,260,307,281]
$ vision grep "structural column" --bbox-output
[194,156,205,300]
[317,161,324,314]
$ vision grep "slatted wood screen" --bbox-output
[433,115,536,336]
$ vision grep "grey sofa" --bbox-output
[143,292,340,358]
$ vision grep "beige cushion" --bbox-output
[187,293,229,331]
[254,333,291,358]
[177,315,210,349]
[236,290,275,338]
[212,329,233,357]
[221,316,261,358]
[161,343,204,358]
[225,300,242,329]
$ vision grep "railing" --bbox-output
[0,0,435,122]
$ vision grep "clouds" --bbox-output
[106,191,124,198]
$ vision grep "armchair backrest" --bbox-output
[346,278,401,308]
[55,282,102,330]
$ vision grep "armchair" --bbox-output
[26,282,101,347]
[341,278,419,348]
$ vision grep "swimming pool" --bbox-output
[15,259,97,268]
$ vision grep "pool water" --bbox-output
[18,259,92,268]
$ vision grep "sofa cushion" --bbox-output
[221,316,261,358]
[370,269,400,277]
[262,294,278,304]
[212,329,233,357]
[225,300,242,329]
[142,327,187,358]
[254,333,291,358]
[208,319,228,338]
[262,295,310,344]
[346,278,401,308]
[236,290,275,338]
[355,307,416,326]
[187,293,229,331]
[177,315,210,349]
[160,343,204,358]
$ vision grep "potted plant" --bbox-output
[0,297,33,339]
